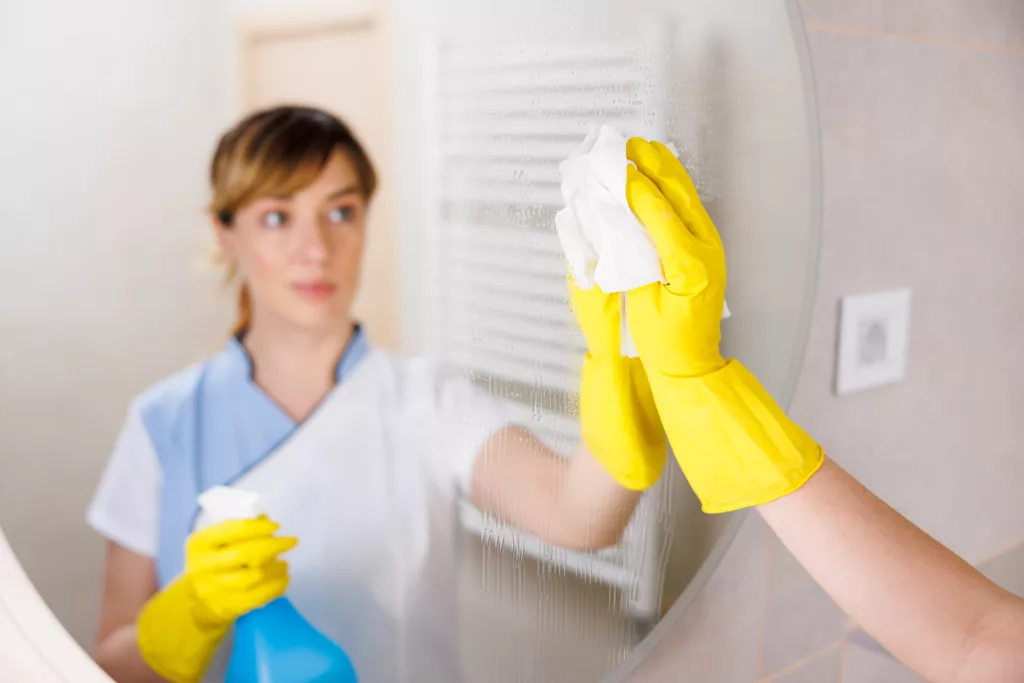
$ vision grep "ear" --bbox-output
[208,211,234,255]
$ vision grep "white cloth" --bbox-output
[88,350,510,683]
[555,123,730,356]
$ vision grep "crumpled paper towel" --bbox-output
[555,123,730,357]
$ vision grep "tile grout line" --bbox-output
[804,22,1024,58]
[757,638,844,683]
[972,531,1024,568]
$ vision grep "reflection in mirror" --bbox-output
[394,0,818,681]
[0,0,818,682]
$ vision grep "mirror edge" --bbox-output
[601,0,825,678]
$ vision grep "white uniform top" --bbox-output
[88,334,511,683]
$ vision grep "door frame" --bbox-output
[234,5,378,114]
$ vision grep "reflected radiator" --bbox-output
[420,28,674,621]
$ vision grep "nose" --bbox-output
[294,215,330,264]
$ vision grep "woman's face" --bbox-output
[217,151,367,333]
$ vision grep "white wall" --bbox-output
[0,0,232,646]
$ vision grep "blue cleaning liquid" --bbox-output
[225,597,358,683]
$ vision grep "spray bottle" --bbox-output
[198,487,359,683]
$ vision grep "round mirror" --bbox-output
[0,0,819,680]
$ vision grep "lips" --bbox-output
[293,282,337,299]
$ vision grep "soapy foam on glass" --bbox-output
[555,123,730,357]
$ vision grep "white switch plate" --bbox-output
[835,288,911,395]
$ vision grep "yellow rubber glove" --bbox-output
[624,137,823,513]
[137,517,297,683]
[569,275,666,490]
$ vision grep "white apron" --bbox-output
[197,351,466,683]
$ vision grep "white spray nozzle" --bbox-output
[197,486,265,528]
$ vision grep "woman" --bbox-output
[88,106,666,683]
[616,137,1024,683]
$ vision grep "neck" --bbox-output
[242,315,355,388]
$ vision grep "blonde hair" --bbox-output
[209,105,378,337]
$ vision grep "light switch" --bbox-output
[835,288,911,395]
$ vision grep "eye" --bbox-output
[328,206,356,224]
[262,210,287,229]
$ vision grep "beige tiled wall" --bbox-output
[760,0,1024,680]
[628,1,1024,681]
[771,647,841,683]
[841,644,925,683]
[798,0,1024,47]
[791,0,1024,565]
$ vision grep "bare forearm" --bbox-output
[95,626,166,683]
[545,440,642,549]
[758,456,1024,683]
[470,427,641,551]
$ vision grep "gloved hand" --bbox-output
[137,517,297,683]
[624,137,823,513]
[569,275,666,490]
